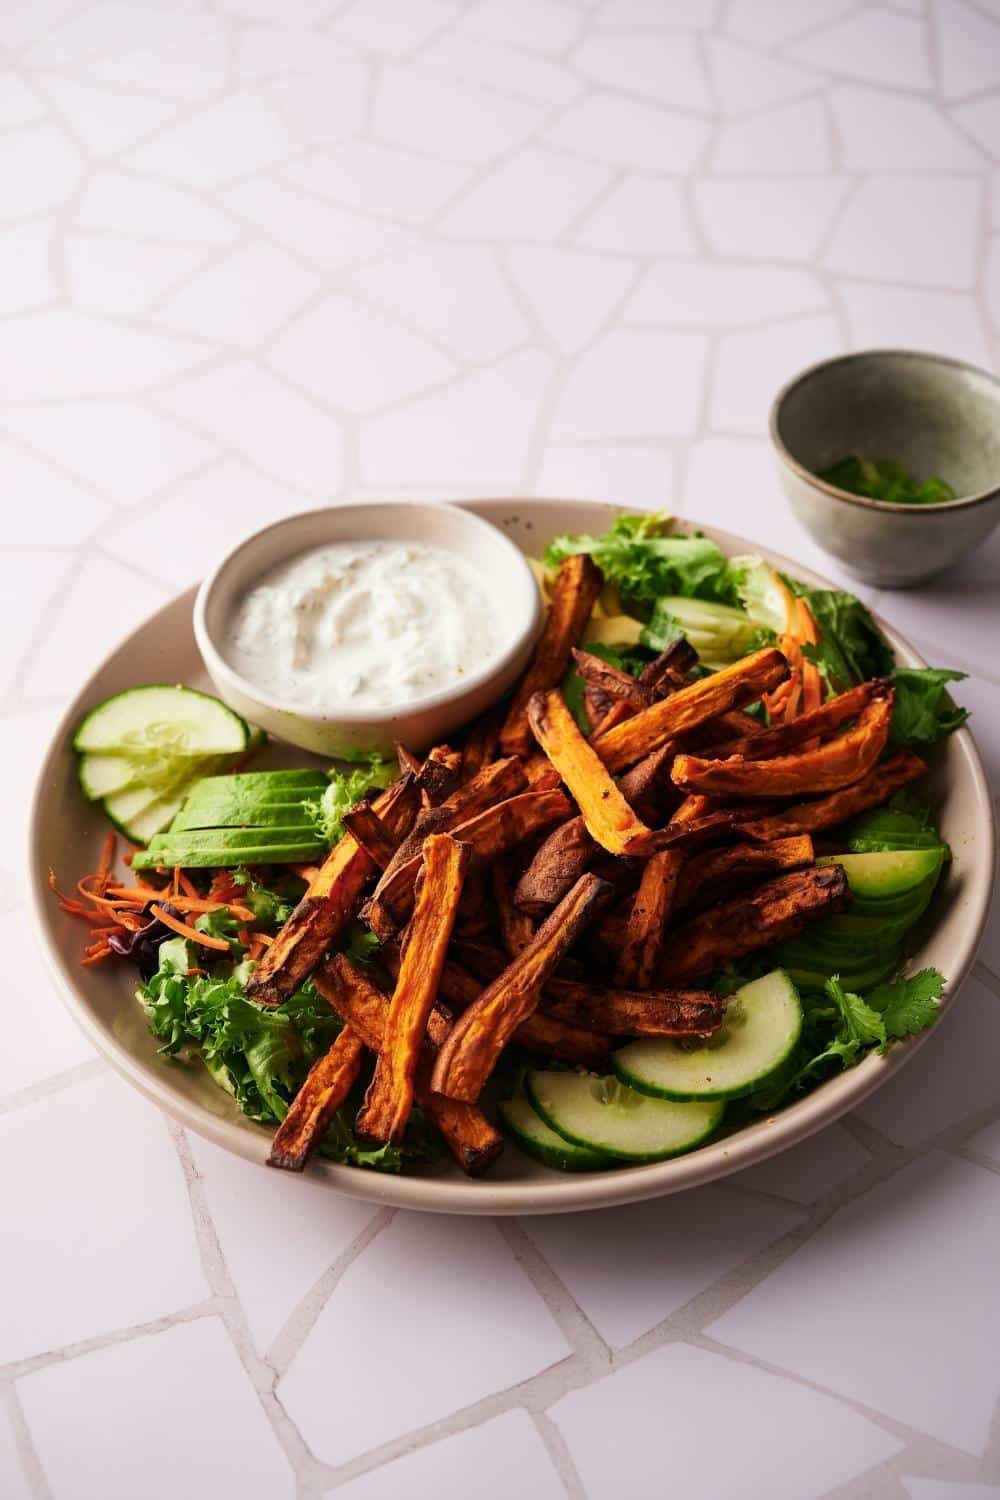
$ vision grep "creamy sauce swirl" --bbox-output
[224,540,498,712]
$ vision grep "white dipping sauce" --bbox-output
[225,540,498,712]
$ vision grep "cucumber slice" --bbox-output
[526,1071,723,1163]
[147,826,325,852]
[74,685,248,756]
[78,753,144,801]
[171,800,319,833]
[133,841,325,870]
[103,788,185,844]
[498,1099,615,1172]
[614,971,803,1103]
[818,848,944,901]
[784,955,899,993]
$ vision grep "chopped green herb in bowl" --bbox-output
[818,456,956,506]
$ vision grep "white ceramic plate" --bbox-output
[29,499,996,1215]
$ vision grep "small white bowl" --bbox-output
[193,501,542,758]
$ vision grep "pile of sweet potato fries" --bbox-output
[261,553,926,1175]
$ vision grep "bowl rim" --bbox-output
[192,498,542,725]
[770,348,1000,515]
[28,497,998,1216]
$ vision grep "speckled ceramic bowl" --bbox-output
[771,350,1000,588]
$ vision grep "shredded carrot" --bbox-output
[81,948,114,967]
[96,832,116,892]
[149,904,231,952]
[177,871,199,899]
[796,596,819,646]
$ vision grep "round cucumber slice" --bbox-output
[103,788,186,845]
[817,848,944,901]
[526,1071,723,1163]
[498,1099,615,1172]
[74,685,248,756]
[133,841,325,870]
[78,752,144,801]
[614,970,803,1103]
[172,800,319,833]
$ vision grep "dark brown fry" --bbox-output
[592,646,789,773]
[657,865,850,983]
[267,1027,366,1172]
[415,745,462,807]
[637,638,699,694]
[492,859,535,958]
[356,834,469,1143]
[572,648,650,709]
[735,751,927,842]
[614,849,683,990]
[583,680,616,731]
[432,873,613,1101]
[528,688,669,856]
[318,957,503,1175]
[371,788,571,931]
[672,685,894,799]
[514,815,595,917]
[499,553,603,757]
[675,835,814,911]
[340,802,397,870]
[246,773,419,1007]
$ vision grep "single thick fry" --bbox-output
[657,865,850,983]
[356,834,469,1144]
[572,648,650,710]
[267,1027,366,1172]
[341,802,397,870]
[592,646,789,774]
[528,688,668,856]
[722,679,885,761]
[492,859,535,958]
[499,553,603,757]
[432,873,613,1101]
[675,835,814,911]
[514,816,593,916]
[542,976,723,1037]
[672,686,894,800]
[460,706,502,783]
[583,681,616,731]
[371,788,571,930]
[735,751,927,841]
[246,773,419,1007]
[415,745,462,807]
[318,956,503,1175]
[614,849,683,990]
[638,639,699,694]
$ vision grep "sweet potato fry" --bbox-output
[675,835,814,911]
[657,865,850,983]
[460,706,502,783]
[528,688,669,856]
[735,751,927,841]
[492,859,534,958]
[432,873,613,1102]
[246,772,419,1006]
[514,816,595,916]
[371,788,571,931]
[592,646,789,773]
[572,648,650,710]
[415,745,461,807]
[522,753,563,790]
[583,681,616,731]
[395,742,422,777]
[589,699,634,738]
[267,1026,366,1172]
[318,957,503,1175]
[614,849,683,990]
[499,553,603,757]
[671,684,894,799]
[721,679,886,762]
[340,802,397,870]
[542,976,723,1037]
[638,638,699,694]
[356,834,470,1143]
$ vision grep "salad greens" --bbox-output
[307,754,395,845]
[819,455,956,506]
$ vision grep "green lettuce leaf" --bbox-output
[889,668,969,748]
[819,456,955,506]
[308,753,395,846]
[544,512,738,607]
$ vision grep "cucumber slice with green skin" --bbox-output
[147,826,325,852]
[74,685,248,756]
[103,789,186,845]
[526,1071,724,1162]
[614,971,803,1103]
[784,955,899,993]
[185,770,326,797]
[79,749,237,802]
[171,800,318,833]
[498,1099,615,1172]
[817,848,944,900]
[78,753,145,801]
[133,841,325,869]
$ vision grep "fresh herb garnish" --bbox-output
[307,754,395,846]
[819,456,956,506]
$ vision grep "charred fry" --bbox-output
[672,685,894,799]
[340,802,398,870]
[375,757,527,893]
[614,849,683,990]
[318,956,503,1175]
[736,751,927,842]
[432,873,613,1101]
[492,858,534,958]
[675,835,814,911]
[499,553,603,757]
[592,646,789,774]
[572,648,650,710]
[267,1027,366,1172]
[356,834,469,1144]
[528,688,670,856]
[246,772,419,1007]
[637,638,699,694]
[514,816,595,916]
[415,745,462,807]
[542,977,723,1037]
[657,865,850,983]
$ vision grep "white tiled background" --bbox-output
[4,1,1000,1496]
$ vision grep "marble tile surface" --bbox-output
[4,3,1000,1496]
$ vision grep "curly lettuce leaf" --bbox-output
[308,753,395,847]
[544,512,738,607]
